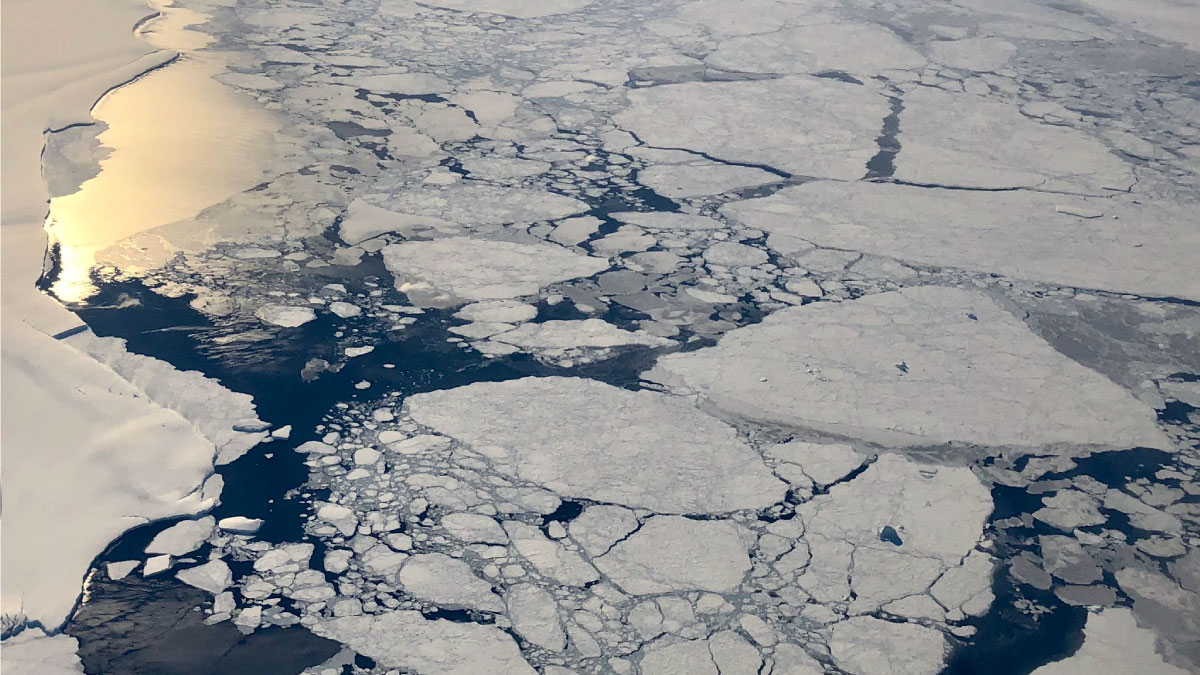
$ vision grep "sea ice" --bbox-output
[145,516,215,556]
[254,304,317,328]
[405,377,787,512]
[382,238,609,305]
[722,181,1200,301]
[648,286,1171,450]
[594,516,753,594]
[614,76,886,179]
[397,553,505,612]
[313,611,537,674]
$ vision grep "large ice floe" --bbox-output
[649,286,1170,450]
[405,377,787,512]
[382,237,608,305]
[723,181,1200,301]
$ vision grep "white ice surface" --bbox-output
[405,377,787,513]
[313,610,537,674]
[648,286,1170,450]
[383,237,608,305]
[722,181,1200,301]
[1031,608,1188,675]
[0,629,85,675]
[614,76,886,179]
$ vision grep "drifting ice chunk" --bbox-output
[145,516,215,556]
[829,616,947,675]
[382,238,608,305]
[722,181,1200,301]
[176,559,233,594]
[505,584,566,651]
[254,304,316,328]
[490,319,673,349]
[218,516,263,534]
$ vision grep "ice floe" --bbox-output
[723,181,1200,300]
[649,286,1171,450]
[405,376,787,512]
[382,237,608,305]
[313,611,537,674]
[614,76,886,179]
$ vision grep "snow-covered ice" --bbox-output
[405,377,787,512]
[648,286,1171,450]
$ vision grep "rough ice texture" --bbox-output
[829,616,946,675]
[383,237,609,305]
[351,184,587,241]
[2,325,221,631]
[594,516,753,594]
[405,377,787,513]
[490,319,673,349]
[146,517,215,556]
[505,584,566,651]
[254,304,317,328]
[398,553,505,612]
[926,37,1017,71]
[0,630,85,675]
[414,0,594,18]
[635,163,778,198]
[614,76,886,179]
[797,454,993,613]
[313,611,536,674]
[722,181,1200,301]
[707,23,926,76]
[70,334,266,464]
[648,286,1170,450]
[895,87,1132,192]
[1031,608,1188,674]
[610,212,724,230]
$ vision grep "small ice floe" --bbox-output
[106,560,139,581]
[218,516,264,534]
[254,304,317,328]
[143,555,173,576]
[345,345,374,358]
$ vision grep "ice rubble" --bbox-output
[382,237,609,305]
[649,286,1171,450]
[614,76,886,179]
[405,376,787,512]
[722,181,1200,301]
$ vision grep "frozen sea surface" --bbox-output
[5,0,1200,673]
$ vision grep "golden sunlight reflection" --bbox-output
[47,2,277,302]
